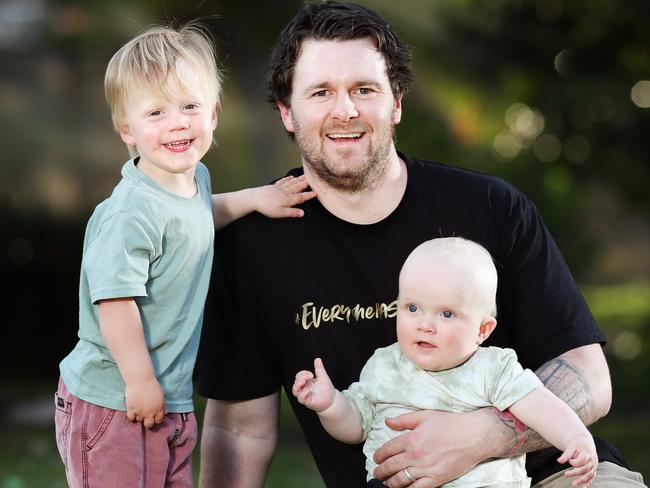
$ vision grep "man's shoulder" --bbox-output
[405,153,513,189]
[402,153,529,209]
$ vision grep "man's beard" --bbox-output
[291,112,396,193]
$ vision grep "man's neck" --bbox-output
[303,148,407,225]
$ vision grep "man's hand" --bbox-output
[373,409,497,487]
[125,377,166,428]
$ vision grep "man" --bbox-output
[195,2,645,487]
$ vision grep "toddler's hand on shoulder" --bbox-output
[255,175,316,218]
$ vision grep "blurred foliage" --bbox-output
[1,0,648,485]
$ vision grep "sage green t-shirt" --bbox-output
[343,344,542,487]
[60,159,214,412]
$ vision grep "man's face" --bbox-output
[278,38,402,192]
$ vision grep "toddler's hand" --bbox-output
[254,175,316,218]
[557,434,598,487]
[125,378,166,429]
[292,358,336,412]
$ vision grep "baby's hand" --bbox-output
[557,434,598,487]
[125,378,166,429]
[292,358,336,412]
[254,175,316,218]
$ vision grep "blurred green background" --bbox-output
[1,0,648,486]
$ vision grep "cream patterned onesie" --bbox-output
[342,344,542,487]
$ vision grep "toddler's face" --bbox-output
[118,63,218,182]
[396,257,493,371]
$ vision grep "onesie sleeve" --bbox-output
[486,347,542,411]
[341,352,382,434]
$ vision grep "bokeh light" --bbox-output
[631,80,650,108]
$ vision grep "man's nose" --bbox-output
[331,92,359,121]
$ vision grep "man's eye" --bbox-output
[408,304,418,313]
[358,87,371,95]
[441,310,453,319]
[313,90,328,97]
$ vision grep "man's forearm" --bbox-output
[497,344,611,456]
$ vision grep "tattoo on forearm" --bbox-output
[498,357,595,456]
[496,410,529,455]
[536,358,594,421]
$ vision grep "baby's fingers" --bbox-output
[571,469,595,487]
[564,458,596,486]
[292,371,314,395]
[557,447,578,465]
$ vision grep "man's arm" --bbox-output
[373,344,612,487]
[199,393,280,488]
[501,343,611,454]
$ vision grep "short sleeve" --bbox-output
[342,353,381,434]
[83,212,155,303]
[487,348,542,411]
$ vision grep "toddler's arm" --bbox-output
[98,297,166,429]
[212,175,316,229]
[509,386,597,487]
[292,358,366,444]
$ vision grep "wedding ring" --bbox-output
[403,467,416,482]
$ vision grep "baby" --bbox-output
[293,237,597,487]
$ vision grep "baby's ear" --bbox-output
[476,317,497,345]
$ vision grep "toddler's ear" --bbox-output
[476,317,497,344]
[119,125,135,146]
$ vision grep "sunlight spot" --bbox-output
[631,80,650,108]
[493,130,522,159]
[613,331,642,360]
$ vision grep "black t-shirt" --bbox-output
[195,153,623,486]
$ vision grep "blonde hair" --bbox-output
[400,237,498,316]
[104,23,222,153]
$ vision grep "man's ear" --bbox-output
[277,102,295,133]
[392,93,403,124]
[476,317,497,345]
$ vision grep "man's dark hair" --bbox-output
[267,1,413,108]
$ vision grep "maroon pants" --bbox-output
[54,377,197,488]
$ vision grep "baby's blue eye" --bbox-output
[408,304,418,313]
[441,310,453,319]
